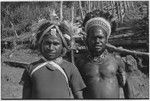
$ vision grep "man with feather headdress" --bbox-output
[21,20,86,99]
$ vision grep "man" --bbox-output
[76,10,127,98]
[21,20,86,99]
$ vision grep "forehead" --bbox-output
[43,31,62,42]
[88,26,107,37]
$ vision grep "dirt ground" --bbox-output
[1,49,149,99]
[1,49,40,99]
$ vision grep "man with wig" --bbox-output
[76,10,130,98]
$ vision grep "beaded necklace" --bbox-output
[87,50,108,64]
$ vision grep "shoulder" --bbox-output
[105,52,117,61]
[107,52,125,68]
[75,53,90,67]
[61,59,76,69]
[26,59,45,75]
[60,59,79,78]
[104,52,122,66]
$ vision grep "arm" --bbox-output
[70,64,86,99]
[117,55,137,98]
[122,55,138,98]
[22,84,32,99]
[116,56,132,99]
[21,70,32,99]
[116,55,127,87]
[73,90,83,99]
[122,79,134,98]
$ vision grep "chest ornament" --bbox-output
[87,50,108,64]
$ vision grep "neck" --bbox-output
[91,49,106,58]
[88,50,108,63]
[42,56,63,64]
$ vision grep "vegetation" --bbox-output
[1,1,149,56]
[1,1,148,37]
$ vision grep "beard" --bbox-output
[89,44,106,57]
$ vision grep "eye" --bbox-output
[98,36,103,39]
[43,44,50,49]
[45,41,51,45]
[53,42,60,46]
[42,41,48,45]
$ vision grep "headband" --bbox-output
[85,17,111,38]
[38,25,71,50]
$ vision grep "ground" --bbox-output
[1,48,149,99]
[1,49,40,99]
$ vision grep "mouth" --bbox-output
[44,51,55,56]
[95,45,102,48]
[48,52,55,55]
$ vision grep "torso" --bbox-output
[28,59,72,98]
[77,52,120,98]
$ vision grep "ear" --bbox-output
[106,38,108,43]
[39,41,43,53]
[85,37,90,51]
[61,47,67,57]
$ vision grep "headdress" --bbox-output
[85,17,111,38]
[33,20,72,50]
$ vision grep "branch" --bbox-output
[109,32,134,39]
[106,44,149,58]
[10,21,19,38]
[3,61,29,69]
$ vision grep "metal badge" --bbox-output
[50,28,57,37]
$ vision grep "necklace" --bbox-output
[88,50,108,64]
[42,56,63,65]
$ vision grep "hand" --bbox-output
[122,72,126,86]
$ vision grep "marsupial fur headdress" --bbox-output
[33,19,73,50]
[85,17,111,39]
[83,10,117,39]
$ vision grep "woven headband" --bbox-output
[38,25,71,50]
[85,17,111,38]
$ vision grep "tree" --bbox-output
[60,1,63,21]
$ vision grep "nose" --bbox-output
[96,38,100,43]
[49,44,55,51]
[95,38,103,45]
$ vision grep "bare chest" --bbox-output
[82,57,118,79]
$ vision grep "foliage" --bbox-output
[1,1,149,50]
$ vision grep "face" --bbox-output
[40,33,63,60]
[87,26,107,55]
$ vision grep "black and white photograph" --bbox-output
[1,1,149,99]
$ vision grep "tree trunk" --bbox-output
[131,1,135,11]
[101,1,103,11]
[79,1,84,21]
[88,1,91,12]
[60,1,63,21]
[126,1,131,12]
[111,1,115,16]
[120,1,125,23]
[71,2,74,23]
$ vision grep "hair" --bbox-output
[82,10,116,34]
[36,22,53,44]
[36,21,71,57]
